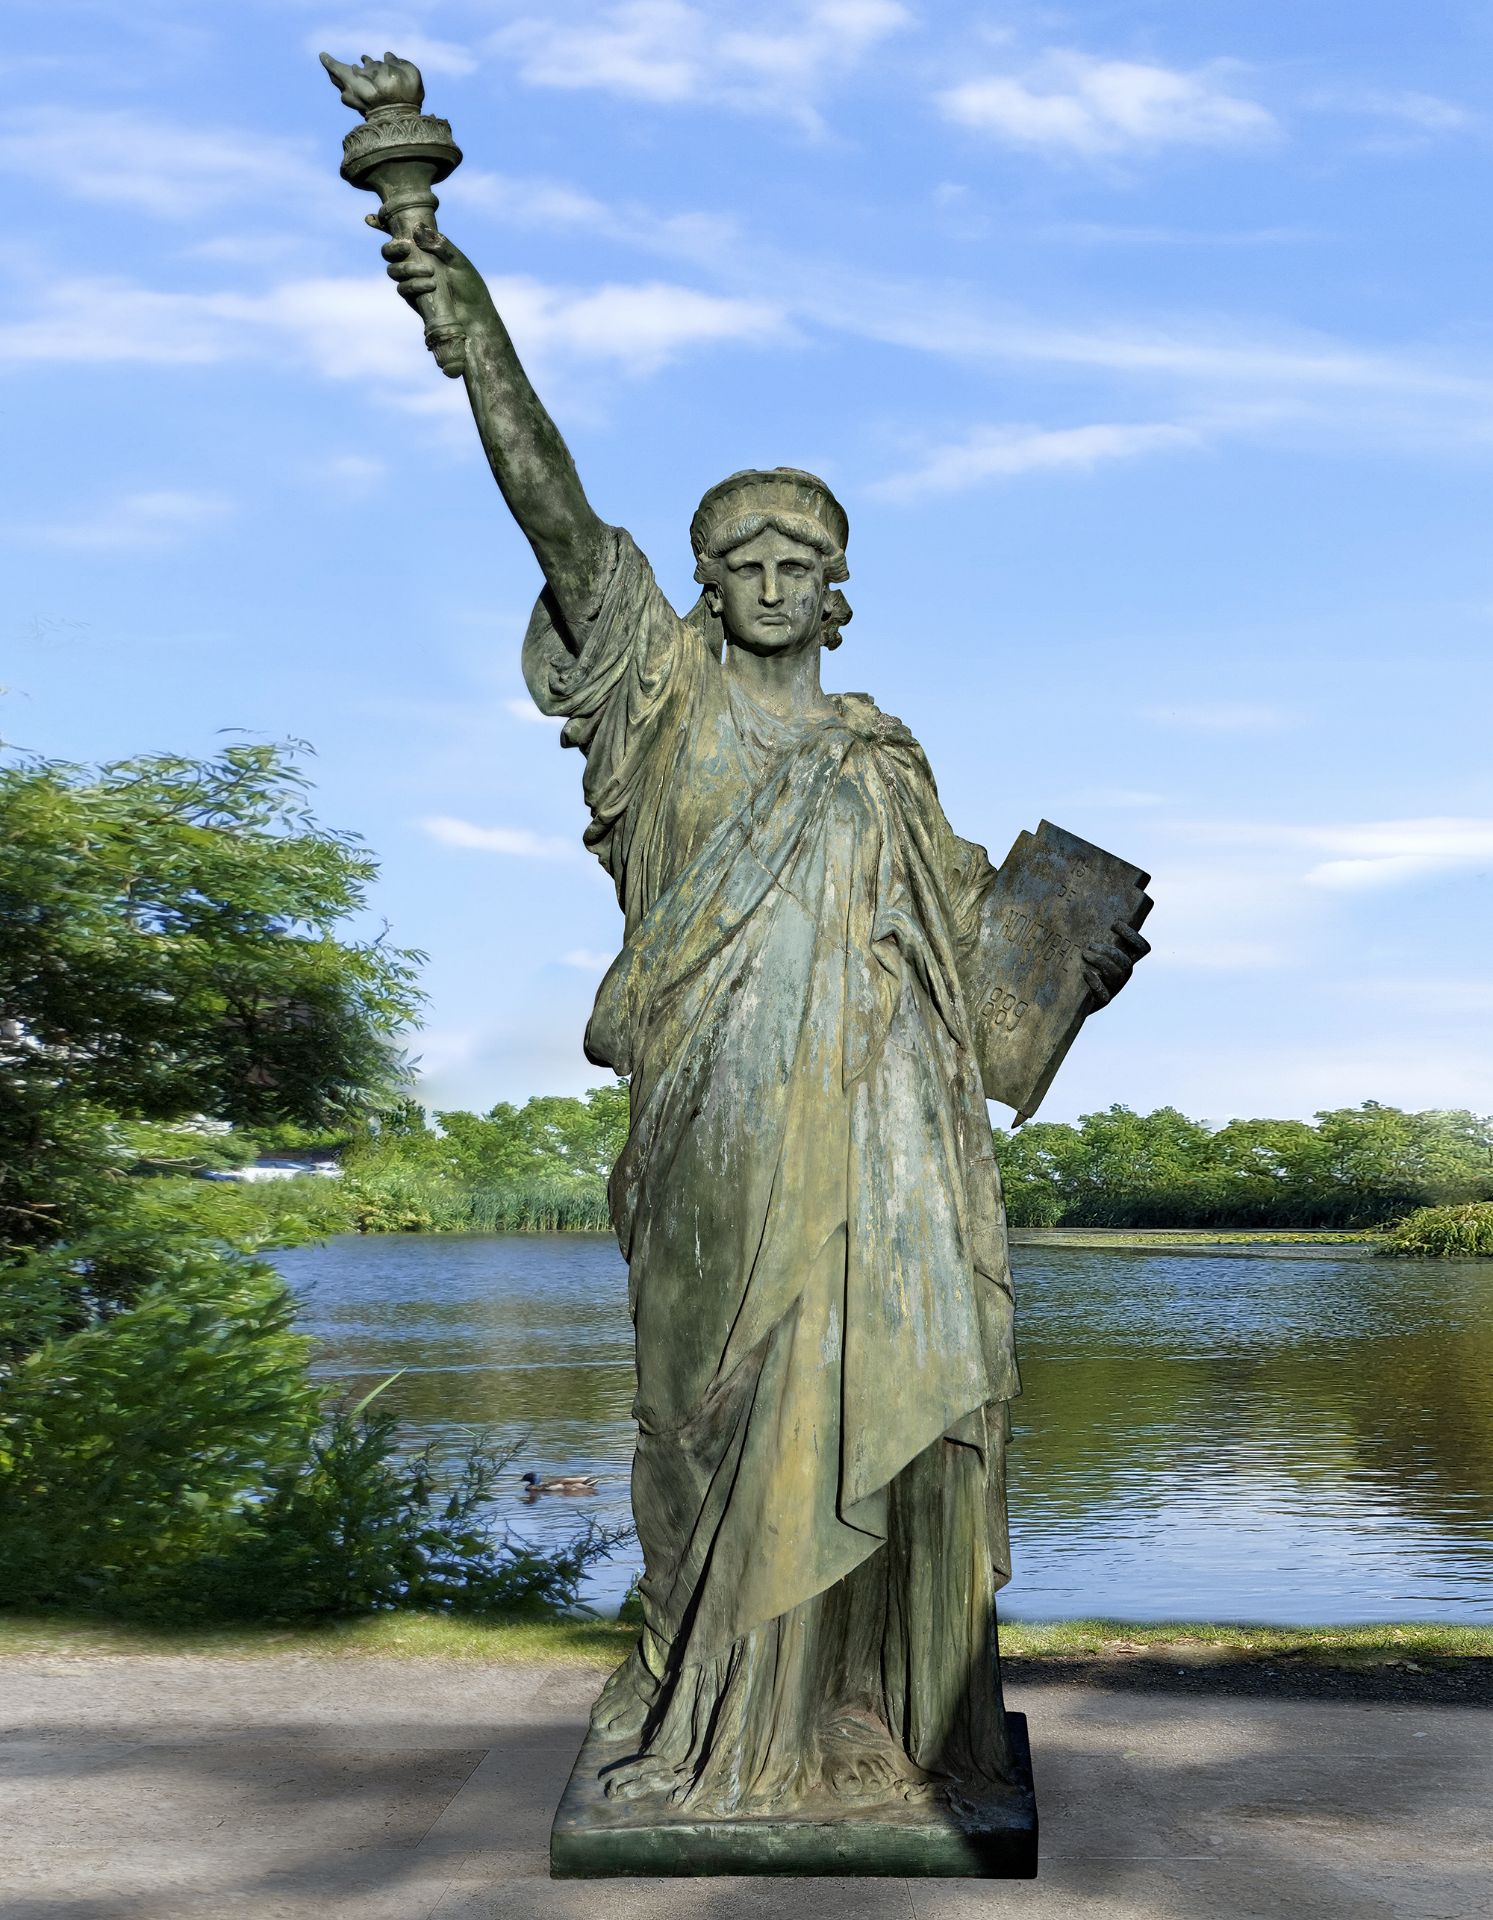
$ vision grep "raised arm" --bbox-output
[383,232,606,631]
[321,52,607,639]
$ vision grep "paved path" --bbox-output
[3,1655,1489,1918]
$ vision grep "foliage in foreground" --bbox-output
[1381,1202,1493,1258]
[0,745,624,1622]
[0,1363,625,1620]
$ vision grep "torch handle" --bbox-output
[364,156,464,375]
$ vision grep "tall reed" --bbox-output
[234,1167,612,1235]
[1381,1202,1493,1257]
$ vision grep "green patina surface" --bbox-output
[550,1713,1037,1879]
[317,43,1147,1867]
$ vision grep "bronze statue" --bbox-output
[322,52,1149,1879]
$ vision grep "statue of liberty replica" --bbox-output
[323,51,1149,1879]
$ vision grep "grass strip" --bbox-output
[998,1618,1493,1666]
[2,1612,1488,1667]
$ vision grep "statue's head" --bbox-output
[690,469,851,657]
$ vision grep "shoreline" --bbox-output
[1009,1227,1381,1253]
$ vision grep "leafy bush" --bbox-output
[144,1394,628,1623]
[0,1255,627,1621]
[0,1251,318,1612]
[1381,1202,1493,1258]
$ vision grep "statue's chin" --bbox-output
[722,627,815,659]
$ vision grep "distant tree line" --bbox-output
[992,1103,1493,1230]
[258,1092,1493,1238]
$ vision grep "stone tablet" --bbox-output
[970,820,1152,1123]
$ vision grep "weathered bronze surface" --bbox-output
[323,51,1150,1880]
[969,821,1152,1123]
[551,1714,1037,1878]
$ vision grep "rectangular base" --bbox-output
[550,1712,1037,1879]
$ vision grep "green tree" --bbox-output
[0,742,425,1612]
[1060,1105,1223,1226]
[990,1101,1493,1231]
[1,742,422,1269]
[353,1082,631,1190]
[991,1121,1079,1227]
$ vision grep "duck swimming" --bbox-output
[519,1471,599,1496]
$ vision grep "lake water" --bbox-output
[274,1233,1493,1624]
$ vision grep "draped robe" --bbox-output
[524,529,1022,1811]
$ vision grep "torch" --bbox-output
[320,52,465,375]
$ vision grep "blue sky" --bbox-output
[6,1,1492,1125]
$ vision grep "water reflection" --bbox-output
[275,1235,1493,1620]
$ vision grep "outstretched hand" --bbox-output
[319,50,424,114]
[1081,920,1151,1007]
[382,226,493,377]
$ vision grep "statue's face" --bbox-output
[708,528,826,656]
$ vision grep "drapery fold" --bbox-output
[522,530,1018,1786]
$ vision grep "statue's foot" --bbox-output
[816,1707,935,1806]
[941,1767,1023,1820]
[589,1649,654,1743]
[599,1751,693,1806]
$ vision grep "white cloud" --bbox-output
[1128,813,1493,977]
[496,0,700,104]
[1178,816,1493,893]
[0,278,239,366]
[1307,87,1475,135]
[560,948,614,971]
[451,171,616,231]
[1142,860,1299,972]
[1141,701,1296,733]
[420,162,1493,449]
[1297,819,1493,892]
[0,108,326,220]
[217,277,429,384]
[491,0,911,132]
[420,815,578,860]
[0,269,781,386]
[490,276,784,375]
[505,697,563,727]
[870,421,1197,499]
[448,164,1493,432]
[939,51,1277,158]
[310,25,478,80]
[16,489,232,552]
